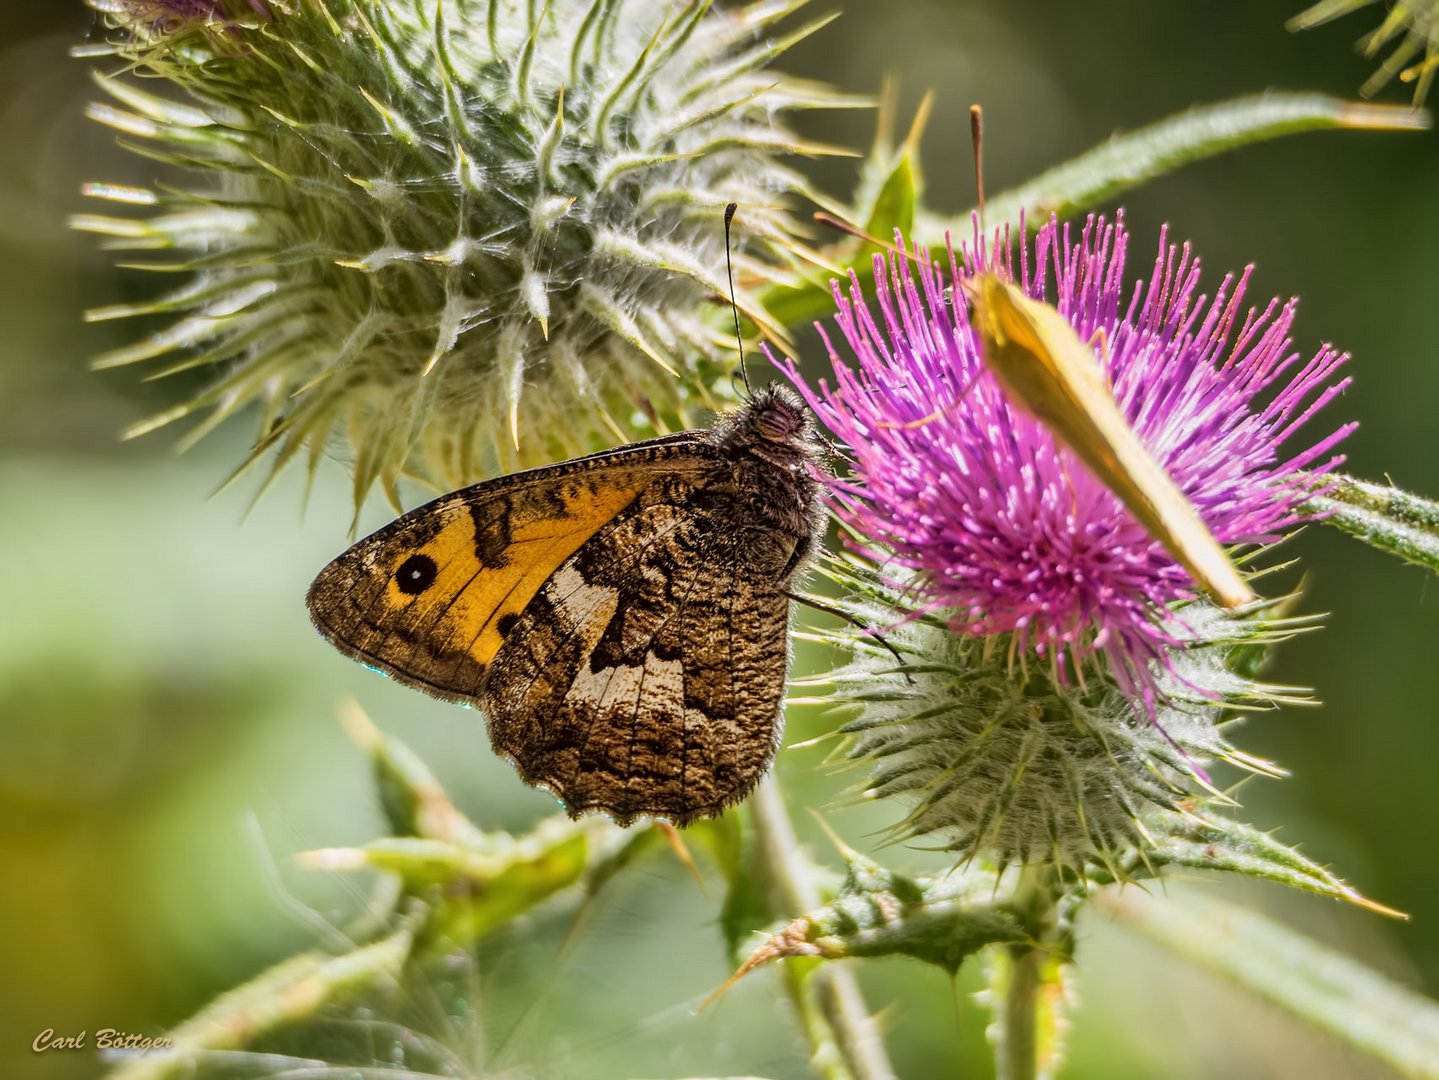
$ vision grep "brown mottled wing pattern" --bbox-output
[482,470,795,826]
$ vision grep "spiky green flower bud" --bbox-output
[77,0,845,504]
[809,559,1312,876]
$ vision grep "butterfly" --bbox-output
[307,385,827,826]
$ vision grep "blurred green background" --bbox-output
[3,2,1436,1078]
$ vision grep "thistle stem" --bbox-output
[991,865,1064,1080]
[749,777,898,1080]
[996,945,1044,1080]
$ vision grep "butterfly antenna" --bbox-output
[970,103,986,231]
[784,589,911,678]
[724,202,752,395]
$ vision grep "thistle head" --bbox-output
[784,215,1354,867]
[78,0,845,506]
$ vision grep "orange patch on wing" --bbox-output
[381,482,641,666]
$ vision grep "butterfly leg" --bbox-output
[784,589,909,674]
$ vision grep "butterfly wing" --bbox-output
[481,474,796,825]
[305,437,713,702]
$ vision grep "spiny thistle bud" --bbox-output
[77,0,846,505]
[783,216,1353,870]
[815,565,1311,873]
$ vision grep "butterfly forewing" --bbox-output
[306,455,689,698]
[307,388,826,826]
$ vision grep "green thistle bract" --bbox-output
[811,558,1313,875]
[1289,0,1439,105]
[78,0,845,507]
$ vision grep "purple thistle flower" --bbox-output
[784,215,1353,701]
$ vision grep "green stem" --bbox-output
[749,777,898,1080]
[991,865,1065,1080]
[998,946,1043,1080]
[110,928,414,1080]
[922,93,1429,238]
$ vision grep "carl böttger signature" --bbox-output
[32,1028,173,1055]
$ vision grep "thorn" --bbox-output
[338,698,382,751]
[655,820,707,895]
[698,964,750,1012]
[807,806,863,863]
[1353,894,1410,920]
[295,846,367,871]
[812,211,919,263]
[903,89,935,154]
[700,920,819,1011]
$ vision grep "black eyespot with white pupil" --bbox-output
[395,554,438,595]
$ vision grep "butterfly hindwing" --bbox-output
[307,387,827,826]
[483,470,795,824]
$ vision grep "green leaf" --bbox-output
[108,929,414,1080]
[1097,889,1439,1079]
[719,841,775,966]
[859,92,928,239]
[764,93,928,329]
[1309,474,1439,576]
[848,84,925,227]
[1120,812,1402,916]
[858,151,920,246]
[574,814,739,939]
[921,93,1429,238]
[339,700,488,844]
[732,852,1026,978]
[308,713,708,952]
[682,812,746,883]
[300,814,636,944]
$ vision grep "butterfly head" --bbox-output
[753,385,807,441]
[724,384,821,463]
